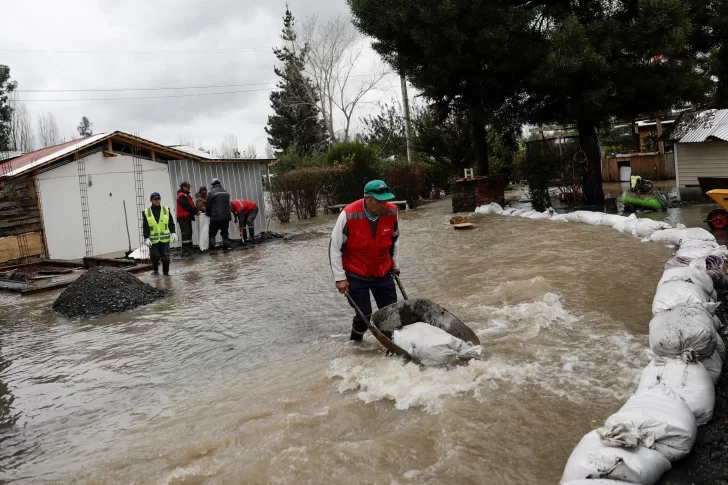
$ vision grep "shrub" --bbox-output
[378,159,426,209]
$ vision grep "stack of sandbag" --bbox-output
[665,255,728,289]
[652,267,718,314]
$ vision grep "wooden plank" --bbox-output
[0,216,41,229]
[0,224,43,237]
[151,151,156,162]
[0,233,43,264]
[108,138,113,153]
[33,173,48,259]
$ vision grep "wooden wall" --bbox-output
[602,152,676,182]
[0,175,45,265]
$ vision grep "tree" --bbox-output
[0,65,17,152]
[360,102,408,159]
[298,14,389,143]
[77,116,93,137]
[9,92,34,152]
[266,7,328,155]
[349,0,540,176]
[219,133,241,158]
[177,134,197,147]
[686,0,728,108]
[37,111,60,148]
[244,144,258,159]
[529,0,701,205]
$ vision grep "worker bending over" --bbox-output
[231,199,259,243]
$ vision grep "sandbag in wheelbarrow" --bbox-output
[369,298,482,366]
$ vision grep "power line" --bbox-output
[18,87,275,102]
[16,73,389,93]
[0,47,273,55]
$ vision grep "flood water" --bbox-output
[0,197,721,484]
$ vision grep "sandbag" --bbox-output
[392,322,482,367]
[566,211,585,223]
[717,333,726,359]
[680,239,719,250]
[633,219,672,239]
[652,281,717,314]
[561,430,671,484]
[598,214,629,228]
[649,306,717,361]
[508,209,526,217]
[551,213,570,222]
[649,227,687,244]
[197,214,210,251]
[577,211,605,225]
[614,214,639,234]
[598,385,697,462]
[673,228,716,245]
[475,203,503,214]
[563,481,638,485]
[701,348,723,384]
[528,210,553,220]
[500,208,518,216]
[638,359,715,425]
[658,267,714,298]
[519,210,537,218]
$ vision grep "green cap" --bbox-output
[364,179,395,201]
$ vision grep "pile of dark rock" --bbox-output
[52,267,166,319]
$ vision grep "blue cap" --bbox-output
[150,192,161,200]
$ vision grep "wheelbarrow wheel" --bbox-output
[707,208,728,230]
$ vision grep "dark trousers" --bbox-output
[209,220,229,240]
[347,274,397,335]
[149,242,170,266]
[242,208,258,229]
[178,219,193,246]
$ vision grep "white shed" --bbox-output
[671,109,728,200]
[0,132,274,263]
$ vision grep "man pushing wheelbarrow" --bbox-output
[329,180,401,341]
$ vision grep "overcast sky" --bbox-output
[2,0,402,156]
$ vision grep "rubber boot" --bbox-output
[162,261,170,276]
[242,229,249,243]
[249,227,256,244]
[209,237,216,251]
[222,237,230,250]
[152,263,159,275]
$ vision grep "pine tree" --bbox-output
[0,65,18,152]
[77,116,93,137]
[265,8,328,154]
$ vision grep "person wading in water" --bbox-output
[329,180,401,341]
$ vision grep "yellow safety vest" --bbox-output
[145,206,171,244]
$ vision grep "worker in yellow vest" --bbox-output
[142,192,177,275]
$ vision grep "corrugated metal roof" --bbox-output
[0,151,24,161]
[673,109,728,143]
[169,145,220,159]
[2,134,109,177]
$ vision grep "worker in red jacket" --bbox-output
[329,180,400,341]
[231,199,259,243]
[176,181,198,251]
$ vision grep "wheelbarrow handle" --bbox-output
[343,291,421,365]
[393,273,408,301]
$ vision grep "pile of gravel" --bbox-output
[53,267,166,319]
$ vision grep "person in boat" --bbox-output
[329,180,401,341]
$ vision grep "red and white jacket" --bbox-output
[329,198,399,280]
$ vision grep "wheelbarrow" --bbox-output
[344,275,481,366]
[706,189,728,230]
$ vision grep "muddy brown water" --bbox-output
[0,198,721,484]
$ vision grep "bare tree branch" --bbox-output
[37,110,59,148]
[9,92,35,152]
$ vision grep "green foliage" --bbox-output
[273,150,327,174]
[599,126,633,156]
[360,103,408,159]
[265,8,328,155]
[0,65,17,152]
[377,159,426,208]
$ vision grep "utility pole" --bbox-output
[399,58,413,164]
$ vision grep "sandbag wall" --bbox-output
[475,203,728,485]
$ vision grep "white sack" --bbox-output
[638,359,715,425]
[597,214,629,228]
[475,203,503,214]
[577,211,605,225]
[598,384,697,462]
[673,228,716,245]
[633,219,672,239]
[652,282,717,314]
[392,322,482,367]
[676,243,728,261]
[649,306,717,361]
[717,333,726,359]
[528,211,553,220]
[613,214,639,234]
[680,239,719,250]
[519,210,537,218]
[197,214,210,251]
[551,213,570,222]
[508,209,526,217]
[649,228,685,244]
[658,266,715,298]
[566,211,586,223]
[128,246,149,260]
[701,349,723,384]
[561,430,670,484]
[563,481,639,485]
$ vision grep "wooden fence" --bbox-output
[602,152,675,182]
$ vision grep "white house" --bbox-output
[0,132,275,263]
[671,109,728,200]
